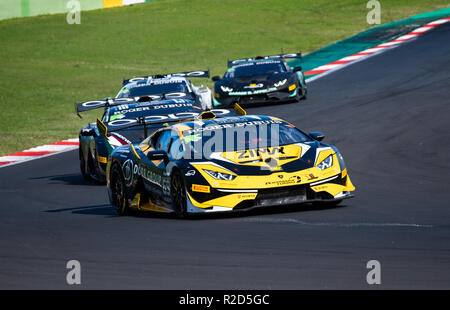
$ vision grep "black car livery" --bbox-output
[212,54,307,107]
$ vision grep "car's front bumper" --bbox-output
[185,173,355,213]
[214,89,300,107]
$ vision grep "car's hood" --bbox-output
[190,140,329,175]
[184,140,346,190]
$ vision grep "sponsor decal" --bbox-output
[237,146,285,160]
[112,103,194,115]
[183,134,202,143]
[185,170,196,176]
[134,92,189,100]
[134,163,163,186]
[108,109,231,127]
[230,87,277,96]
[131,79,186,87]
[236,193,257,200]
[312,185,327,191]
[127,71,208,84]
[80,98,134,108]
[147,79,186,85]
[231,60,282,67]
[116,104,130,111]
[122,159,133,182]
[265,179,297,186]
[244,83,263,89]
[114,148,130,154]
[109,113,125,121]
[98,156,107,164]
[192,184,210,193]
[264,175,300,186]
[306,173,318,181]
[122,159,164,187]
[108,112,198,127]
[169,71,209,77]
[184,119,281,135]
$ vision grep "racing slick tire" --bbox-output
[79,148,91,180]
[299,77,307,100]
[110,163,129,216]
[287,82,305,103]
[300,87,307,100]
[170,169,188,218]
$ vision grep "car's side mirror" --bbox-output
[147,150,169,164]
[293,66,302,72]
[309,132,325,141]
[211,75,221,82]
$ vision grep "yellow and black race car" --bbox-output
[106,109,355,217]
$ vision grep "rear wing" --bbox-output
[75,97,137,117]
[227,53,302,67]
[102,103,247,134]
[123,70,210,86]
[98,116,183,138]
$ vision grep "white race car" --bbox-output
[117,70,213,110]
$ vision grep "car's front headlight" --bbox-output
[204,169,236,181]
[317,155,333,170]
[274,79,287,88]
[220,86,233,92]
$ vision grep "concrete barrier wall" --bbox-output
[0,0,150,21]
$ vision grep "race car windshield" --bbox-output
[225,62,287,78]
[182,120,310,155]
[117,81,190,98]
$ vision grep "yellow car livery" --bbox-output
[106,113,355,217]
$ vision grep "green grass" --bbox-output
[0,0,448,155]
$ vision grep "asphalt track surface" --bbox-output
[1,23,450,289]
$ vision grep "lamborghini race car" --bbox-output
[106,111,355,217]
[212,53,307,107]
[76,97,234,182]
[118,70,213,109]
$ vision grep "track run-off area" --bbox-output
[0,22,449,289]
